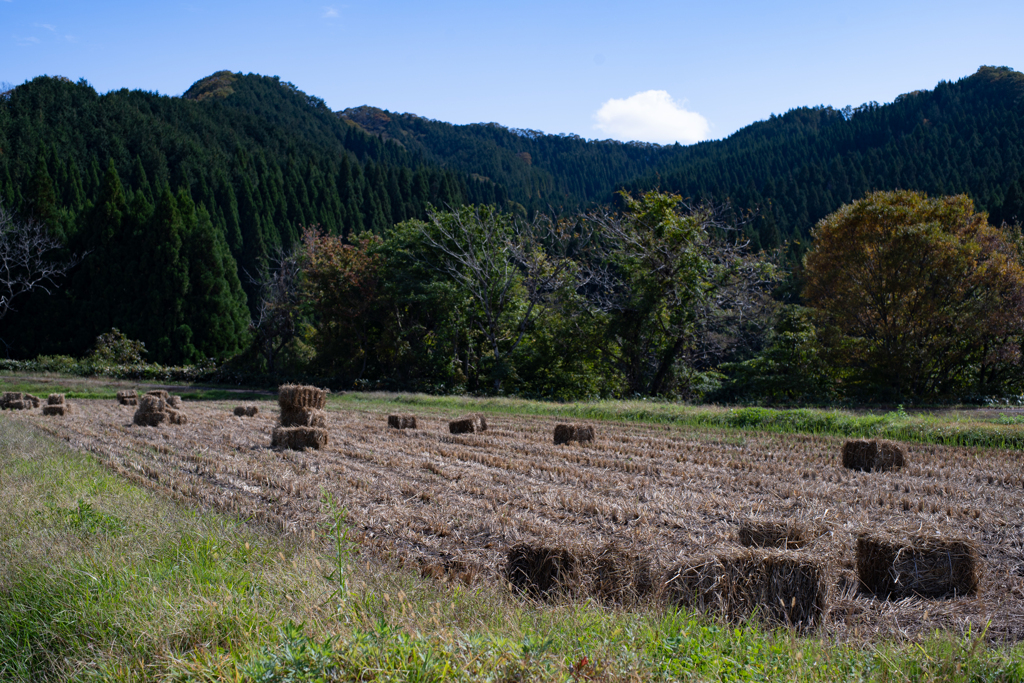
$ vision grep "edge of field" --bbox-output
[1,410,1024,680]
[6,371,1024,451]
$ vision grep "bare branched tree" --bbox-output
[0,202,81,322]
[247,246,305,373]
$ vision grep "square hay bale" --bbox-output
[166,408,187,425]
[233,406,247,416]
[591,544,655,605]
[449,417,475,434]
[388,414,417,429]
[272,426,328,450]
[280,406,327,428]
[117,389,138,406]
[738,519,811,550]
[6,400,32,410]
[42,404,71,416]
[505,543,586,598]
[856,532,981,599]
[666,549,828,628]
[137,395,165,414]
[277,384,327,410]
[166,395,182,408]
[234,405,259,417]
[25,394,40,408]
[554,424,595,445]
[146,390,170,401]
[133,410,168,427]
[842,440,905,472]
[47,393,65,405]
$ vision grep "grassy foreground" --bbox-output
[1,416,1022,681]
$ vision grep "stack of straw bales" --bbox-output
[133,394,187,427]
[737,518,811,550]
[666,548,828,628]
[448,413,487,434]
[272,384,328,450]
[117,389,138,406]
[553,423,595,445]
[42,393,72,416]
[233,405,259,417]
[842,439,905,472]
[856,531,981,599]
[1,392,40,410]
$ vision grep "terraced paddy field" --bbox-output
[14,396,1024,642]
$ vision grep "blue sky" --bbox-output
[2,0,1023,144]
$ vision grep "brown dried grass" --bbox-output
[42,404,72,416]
[47,393,65,405]
[272,426,328,450]
[13,400,1024,641]
[554,423,594,445]
[117,389,138,406]
[280,407,327,428]
[278,385,326,410]
[448,418,474,434]
[738,519,812,550]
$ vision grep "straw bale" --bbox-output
[280,406,327,428]
[449,417,475,434]
[133,410,167,427]
[146,390,170,401]
[591,544,655,604]
[233,406,247,416]
[277,384,327,410]
[554,423,595,445]
[1,391,21,405]
[666,548,828,628]
[25,394,40,408]
[117,389,138,406]
[166,409,188,425]
[272,426,328,450]
[234,405,259,417]
[42,404,71,416]
[6,400,32,410]
[738,519,811,550]
[505,543,586,598]
[166,395,182,408]
[388,414,417,429]
[856,532,980,599]
[47,393,65,405]
[1,392,39,410]
[137,395,165,414]
[842,439,905,472]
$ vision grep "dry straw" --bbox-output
[856,531,981,599]
[505,543,585,598]
[554,423,595,445]
[448,414,487,434]
[842,439,905,472]
[738,519,811,550]
[133,394,188,427]
[116,389,138,406]
[233,406,259,417]
[146,390,170,401]
[42,393,71,416]
[1,392,39,410]
[272,426,329,450]
[666,548,828,628]
[47,393,65,405]
[388,415,417,429]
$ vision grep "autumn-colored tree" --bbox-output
[804,190,1024,400]
[302,228,384,380]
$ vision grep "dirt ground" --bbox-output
[13,397,1024,642]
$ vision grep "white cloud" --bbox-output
[593,90,710,145]
[322,6,339,18]
[15,35,39,46]
[35,23,56,31]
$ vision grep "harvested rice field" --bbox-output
[15,397,1024,642]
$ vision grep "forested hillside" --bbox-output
[342,66,1024,249]
[2,65,1024,375]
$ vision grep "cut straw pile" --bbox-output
[272,385,328,450]
[117,389,138,406]
[553,423,595,445]
[388,414,417,429]
[42,393,72,416]
[666,548,828,628]
[505,542,653,605]
[233,405,259,417]
[449,414,487,434]
[133,394,187,427]
[856,531,981,599]
[1,392,40,410]
[842,439,905,472]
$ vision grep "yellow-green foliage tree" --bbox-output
[804,190,1024,401]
